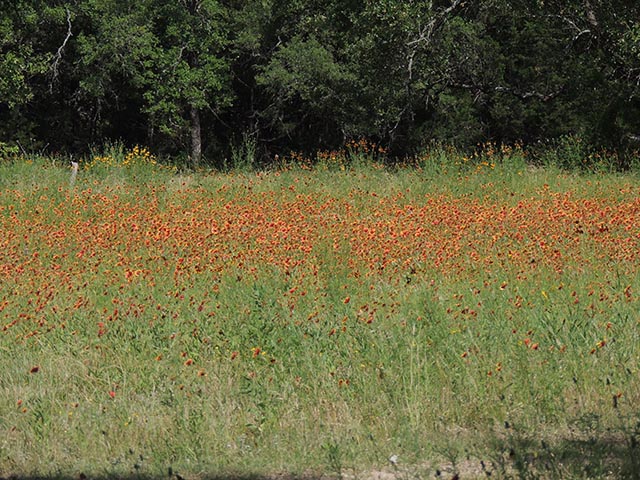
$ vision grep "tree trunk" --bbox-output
[190,105,202,168]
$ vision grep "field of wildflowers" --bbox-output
[1,146,639,479]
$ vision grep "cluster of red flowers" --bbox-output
[1,182,638,347]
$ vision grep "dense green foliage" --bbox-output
[2,0,640,166]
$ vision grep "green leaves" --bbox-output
[0,4,48,108]
[73,0,232,164]
[1,0,640,163]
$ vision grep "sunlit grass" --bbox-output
[1,147,640,478]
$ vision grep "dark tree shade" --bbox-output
[1,0,640,163]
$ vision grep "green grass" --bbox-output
[1,150,640,479]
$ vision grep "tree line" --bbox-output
[2,0,640,167]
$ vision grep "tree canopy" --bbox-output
[1,0,639,166]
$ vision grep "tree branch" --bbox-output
[449,82,563,103]
[406,0,464,47]
[50,7,73,93]
[584,0,598,28]
[493,85,564,102]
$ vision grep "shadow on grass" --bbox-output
[3,417,640,480]
[480,416,640,479]
[0,474,333,480]
[3,440,640,480]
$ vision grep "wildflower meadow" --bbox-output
[1,146,640,479]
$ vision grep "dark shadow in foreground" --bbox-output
[3,416,640,480]
[474,414,640,479]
